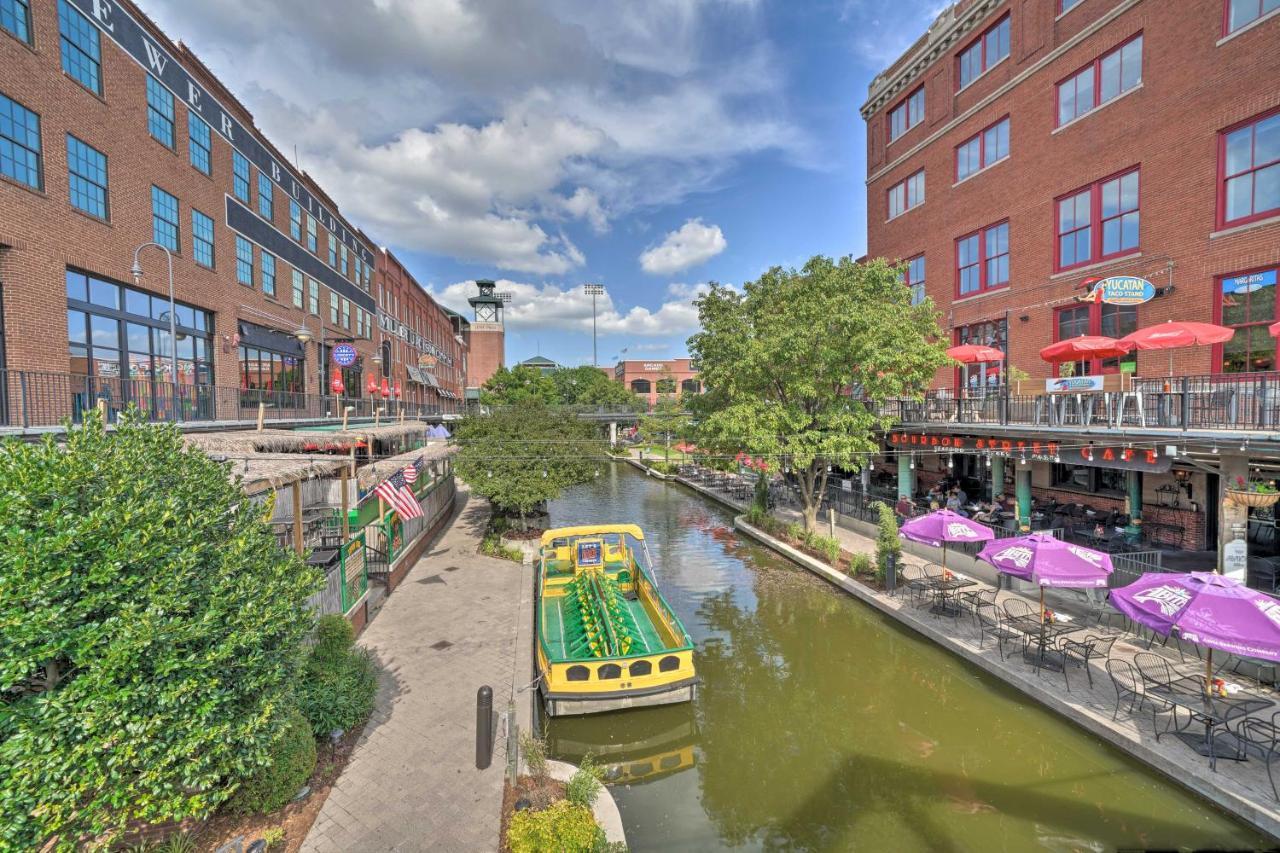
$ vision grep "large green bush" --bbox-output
[225,708,317,815]
[296,615,378,738]
[0,411,321,849]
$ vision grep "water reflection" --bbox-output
[546,465,1268,851]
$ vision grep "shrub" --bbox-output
[296,618,378,739]
[225,709,317,816]
[874,502,902,580]
[785,522,804,543]
[753,474,769,512]
[520,731,549,781]
[0,411,320,848]
[746,505,768,528]
[507,801,600,853]
[814,535,840,566]
[566,754,603,809]
[849,553,874,576]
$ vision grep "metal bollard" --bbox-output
[476,685,493,769]
[885,551,897,595]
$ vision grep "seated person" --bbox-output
[895,495,915,519]
[972,494,1005,523]
[944,491,967,516]
[925,485,944,508]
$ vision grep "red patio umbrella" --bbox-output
[1268,321,1280,338]
[1039,335,1133,363]
[946,344,1004,394]
[946,344,1006,363]
[1119,321,1235,376]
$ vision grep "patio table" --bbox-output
[929,577,977,617]
[1146,678,1274,769]
[1007,615,1080,672]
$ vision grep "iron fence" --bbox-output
[1108,550,1167,588]
[0,367,461,428]
[874,371,1280,432]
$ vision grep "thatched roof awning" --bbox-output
[211,453,351,495]
[184,421,433,455]
[356,442,455,491]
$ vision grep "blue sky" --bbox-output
[146,0,946,366]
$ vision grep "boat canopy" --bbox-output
[541,524,645,545]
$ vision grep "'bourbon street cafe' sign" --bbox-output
[887,432,1171,473]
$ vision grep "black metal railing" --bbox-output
[874,372,1280,432]
[0,367,463,429]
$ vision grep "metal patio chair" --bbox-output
[976,604,1022,661]
[1234,712,1280,801]
[1058,633,1118,688]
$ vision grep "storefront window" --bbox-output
[66,269,213,421]
[1220,267,1278,373]
[1051,463,1126,497]
[1054,302,1136,375]
[954,318,1007,390]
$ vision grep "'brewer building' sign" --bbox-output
[65,0,376,313]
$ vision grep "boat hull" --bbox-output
[540,676,700,717]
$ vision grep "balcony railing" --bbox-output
[873,372,1280,432]
[0,368,464,429]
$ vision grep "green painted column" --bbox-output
[1126,470,1143,535]
[898,451,915,499]
[1015,464,1032,532]
[991,456,1006,501]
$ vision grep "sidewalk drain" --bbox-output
[431,640,453,651]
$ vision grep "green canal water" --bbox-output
[545,464,1271,851]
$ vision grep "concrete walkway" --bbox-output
[302,490,526,853]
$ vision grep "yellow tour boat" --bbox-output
[536,524,698,716]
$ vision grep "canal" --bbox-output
[544,464,1269,851]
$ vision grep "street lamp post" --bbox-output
[130,243,179,422]
[585,283,605,367]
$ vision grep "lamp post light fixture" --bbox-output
[131,243,180,422]
[292,320,330,412]
[584,283,605,367]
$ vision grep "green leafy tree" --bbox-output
[688,256,948,531]
[638,394,692,464]
[551,365,643,411]
[0,411,321,849]
[453,404,604,526]
[479,365,557,407]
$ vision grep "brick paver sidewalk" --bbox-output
[302,490,524,852]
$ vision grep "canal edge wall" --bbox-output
[732,515,1280,841]
[546,760,627,847]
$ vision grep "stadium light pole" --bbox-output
[584,283,605,366]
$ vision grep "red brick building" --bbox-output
[863,0,1280,388]
[613,358,701,409]
[860,0,1280,559]
[0,0,460,425]
[374,249,465,413]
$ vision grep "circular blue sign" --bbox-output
[332,344,357,367]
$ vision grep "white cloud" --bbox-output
[639,219,727,275]
[141,0,804,275]
[432,280,707,336]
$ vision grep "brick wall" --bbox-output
[864,0,1280,388]
[467,325,505,390]
[0,0,392,410]
[374,249,466,411]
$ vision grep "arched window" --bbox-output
[629,660,652,677]
[598,663,622,680]
[659,655,681,672]
[681,379,700,394]
[566,665,590,682]
[630,379,651,394]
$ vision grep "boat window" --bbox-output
[659,655,680,672]
[598,664,622,680]
[629,660,652,677]
[660,755,682,770]
[566,665,590,682]
[630,762,653,775]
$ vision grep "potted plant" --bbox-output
[1227,475,1280,508]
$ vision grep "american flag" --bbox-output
[374,470,423,520]
[402,460,419,485]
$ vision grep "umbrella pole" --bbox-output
[1206,649,1213,694]
[1040,586,1045,624]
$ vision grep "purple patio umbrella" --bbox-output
[899,509,995,568]
[978,533,1113,622]
[1111,571,1280,690]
